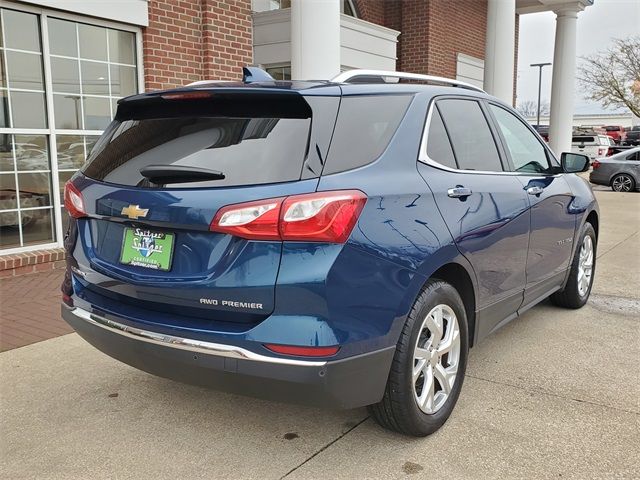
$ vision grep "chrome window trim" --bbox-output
[68,307,328,367]
[418,98,561,177]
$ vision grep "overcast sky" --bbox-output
[516,0,640,114]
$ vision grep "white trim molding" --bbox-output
[6,0,149,26]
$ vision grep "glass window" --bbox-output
[53,95,81,129]
[81,61,109,95]
[426,106,457,169]
[110,65,137,96]
[0,133,54,247]
[56,135,86,170]
[490,105,551,173]
[437,99,503,172]
[265,65,291,81]
[0,174,17,210]
[0,135,14,171]
[324,95,412,174]
[48,18,78,57]
[0,50,6,88]
[83,96,111,130]
[51,57,80,93]
[0,8,139,251]
[14,135,48,171]
[0,91,8,128]
[108,29,136,65]
[21,208,54,246]
[78,24,107,61]
[3,10,41,52]
[5,51,44,90]
[10,92,47,128]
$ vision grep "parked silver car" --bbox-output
[589,147,640,192]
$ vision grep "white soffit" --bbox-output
[12,0,149,26]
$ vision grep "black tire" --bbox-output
[611,173,635,192]
[550,222,597,309]
[369,279,469,436]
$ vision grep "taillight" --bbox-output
[597,148,606,156]
[592,160,600,170]
[63,181,86,218]
[210,197,283,241]
[209,190,367,243]
[264,344,340,357]
[280,191,367,242]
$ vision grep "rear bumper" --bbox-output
[62,304,394,409]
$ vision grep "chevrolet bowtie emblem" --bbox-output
[121,204,149,220]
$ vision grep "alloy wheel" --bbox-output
[413,304,461,414]
[612,175,633,192]
[577,235,594,297]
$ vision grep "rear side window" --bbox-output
[323,95,412,175]
[437,99,503,172]
[82,114,311,188]
[426,106,457,169]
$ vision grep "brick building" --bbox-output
[0,0,591,269]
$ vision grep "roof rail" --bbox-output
[331,69,486,93]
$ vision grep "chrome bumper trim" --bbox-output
[69,307,327,367]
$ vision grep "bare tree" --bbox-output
[578,36,640,117]
[517,99,550,119]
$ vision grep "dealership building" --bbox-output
[0,0,592,270]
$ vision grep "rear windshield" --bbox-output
[572,136,595,143]
[82,115,311,188]
[605,126,620,131]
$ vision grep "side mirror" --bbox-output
[561,152,590,173]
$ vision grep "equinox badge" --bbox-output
[121,204,149,220]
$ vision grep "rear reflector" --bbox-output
[264,344,340,357]
[63,181,86,218]
[62,293,74,307]
[210,190,367,243]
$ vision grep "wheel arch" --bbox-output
[428,263,477,348]
[609,171,637,187]
[585,209,599,238]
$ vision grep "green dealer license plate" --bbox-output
[119,227,174,271]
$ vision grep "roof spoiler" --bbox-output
[185,66,275,87]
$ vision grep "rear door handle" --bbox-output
[447,186,473,198]
[527,186,544,196]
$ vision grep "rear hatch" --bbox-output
[69,87,339,326]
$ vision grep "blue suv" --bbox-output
[61,68,598,436]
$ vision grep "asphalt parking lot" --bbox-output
[1,186,639,479]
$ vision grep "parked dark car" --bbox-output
[61,67,598,437]
[625,126,640,146]
[590,147,640,192]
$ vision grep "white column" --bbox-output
[484,0,516,104]
[548,6,583,155]
[291,0,340,80]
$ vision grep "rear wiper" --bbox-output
[139,165,225,185]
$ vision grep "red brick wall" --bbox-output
[353,0,386,25]
[143,0,252,91]
[356,0,488,79]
